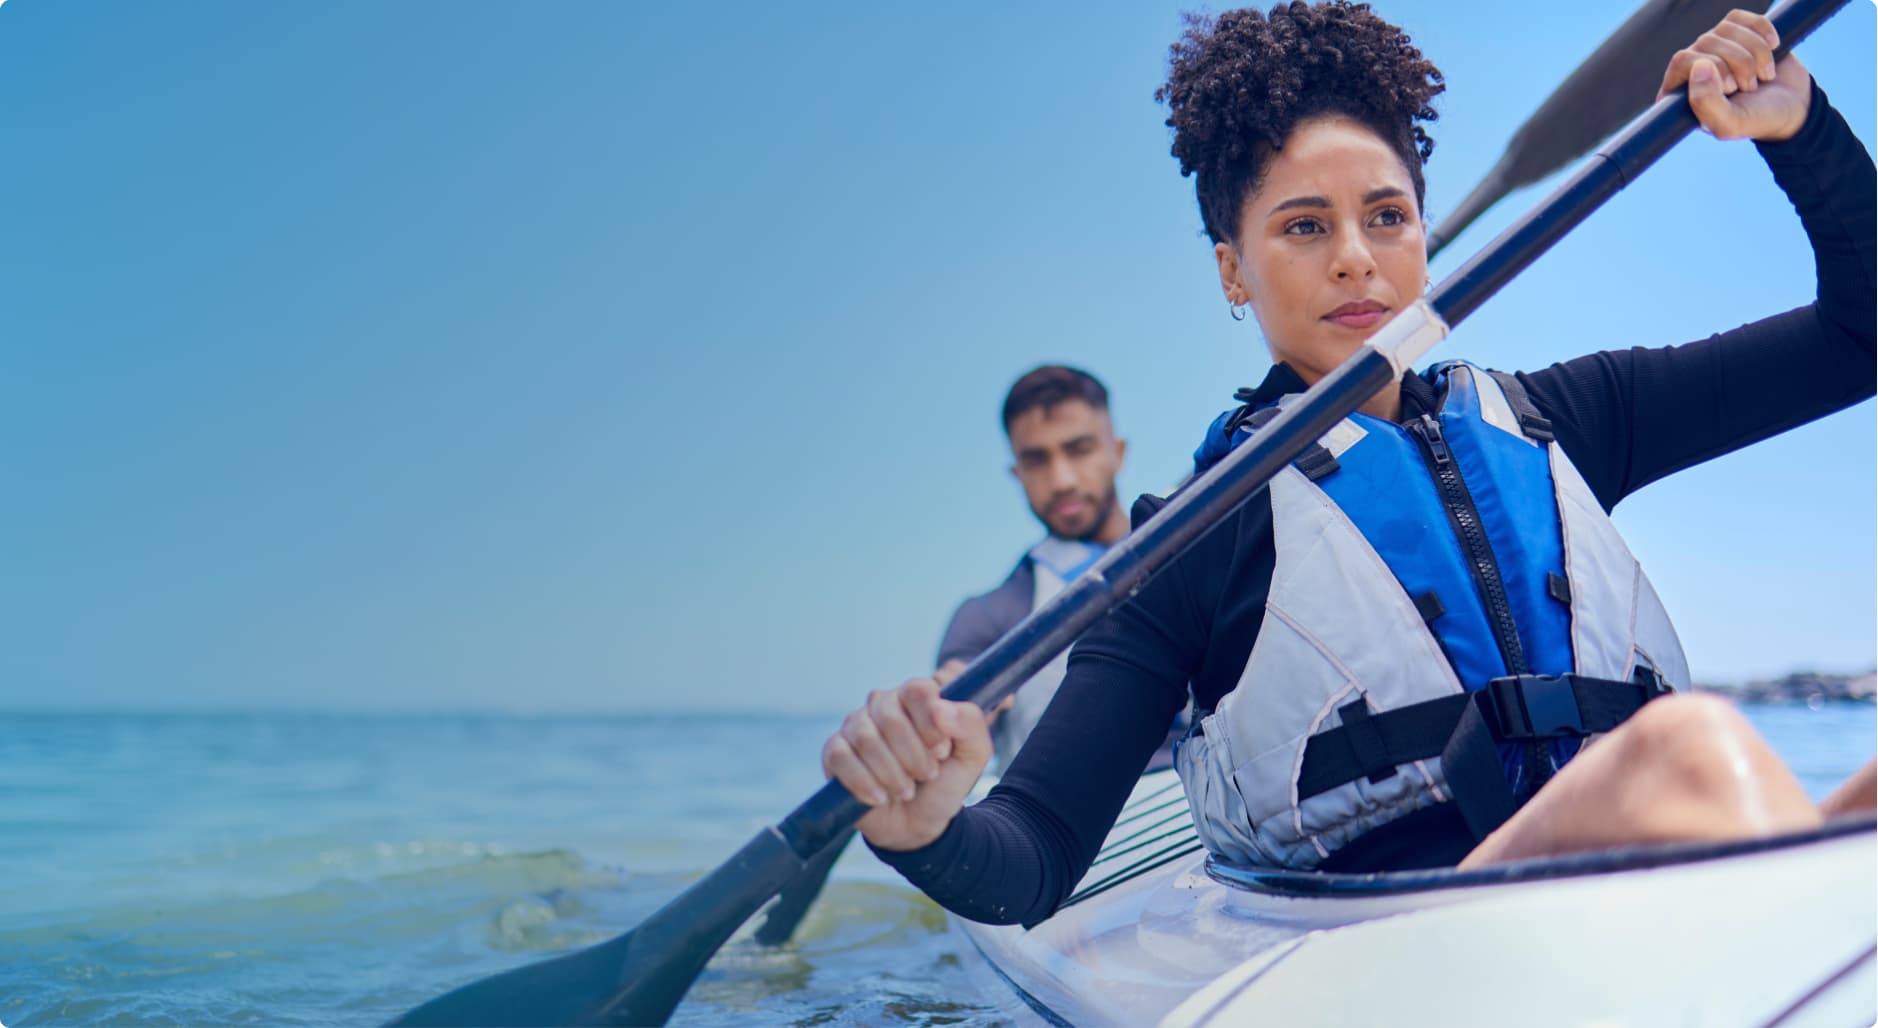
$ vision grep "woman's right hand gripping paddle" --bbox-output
[821,663,993,852]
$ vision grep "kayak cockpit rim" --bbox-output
[1208,814,1878,898]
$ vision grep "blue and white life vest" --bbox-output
[1175,362,1689,869]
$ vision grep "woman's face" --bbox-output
[1215,116,1428,383]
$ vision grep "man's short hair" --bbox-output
[1001,365,1110,435]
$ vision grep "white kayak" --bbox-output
[954,769,1877,1027]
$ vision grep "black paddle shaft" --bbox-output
[390,0,1850,1022]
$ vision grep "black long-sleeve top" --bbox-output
[874,84,1875,927]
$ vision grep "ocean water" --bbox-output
[2,703,1871,1026]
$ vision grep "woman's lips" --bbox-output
[1323,301,1388,330]
[1325,309,1388,330]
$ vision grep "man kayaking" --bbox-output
[821,2,1877,924]
[935,366,1137,773]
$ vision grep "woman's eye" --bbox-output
[1370,206,1408,227]
[1282,218,1323,236]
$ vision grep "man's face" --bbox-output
[1007,400,1126,541]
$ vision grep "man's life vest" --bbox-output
[1174,362,1689,869]
[988,537,1105,773]
[991,537,1190,775]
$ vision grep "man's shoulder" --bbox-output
[937,554,1035,664]
[955,555,1035,622]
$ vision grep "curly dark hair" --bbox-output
[1155,1,1445,246]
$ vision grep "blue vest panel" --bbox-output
[1316,411,1508,695]
[1435,365,1575,678]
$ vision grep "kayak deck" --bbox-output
[956,770,1878,1027]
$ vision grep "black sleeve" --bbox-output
[1517,82,1876,511]
[872,495,1207,925]
[936,562,1034,667]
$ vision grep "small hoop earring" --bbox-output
[1229,304,1247,322]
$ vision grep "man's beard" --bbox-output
[1033,480,1119,543]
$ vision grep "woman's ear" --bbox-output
[1215,241,1248,305]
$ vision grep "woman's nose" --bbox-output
[1330,235,1377,281]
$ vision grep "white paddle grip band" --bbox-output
[1365,298,1449,375]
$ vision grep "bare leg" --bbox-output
[1458,694,1822,869]
[1819,757,1877,819]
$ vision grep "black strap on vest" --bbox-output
[1412,591,1446,624]
[1297,670,1672,839]
[1298,693,1469,798]
[1546,572,1572,605]
[1336,699,1399,785]
[1485,370,1556,443]
[1292,444,1340,481]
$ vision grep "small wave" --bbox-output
[4,847,632,942]
[369,845,616,892]
[1,845,693,1026]
[5,846,993,1027]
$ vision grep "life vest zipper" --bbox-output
[1406,413,1552,790]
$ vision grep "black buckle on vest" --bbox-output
[1482,674,1585,740]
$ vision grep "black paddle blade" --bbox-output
[391,826,807,1027]
[1428,0,1772,256]
[753,826,855,947]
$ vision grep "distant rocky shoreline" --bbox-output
[1692,670,1877,705]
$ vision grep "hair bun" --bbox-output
[1155,1,1445,245]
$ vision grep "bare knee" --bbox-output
[1462,695,1818,868]
[1614,694,1753,766]
[1604,694,1815,831]
[1613,694,1761,788]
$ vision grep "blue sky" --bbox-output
[3,1,1872,712]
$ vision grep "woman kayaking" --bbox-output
[820,2,1875,923]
